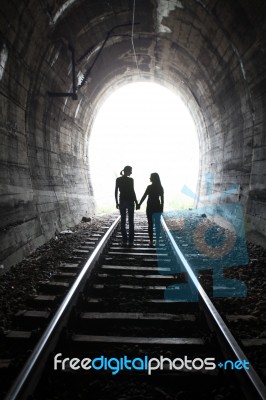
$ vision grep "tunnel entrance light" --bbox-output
[89,82,199,214]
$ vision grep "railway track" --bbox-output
[2,214,266,400]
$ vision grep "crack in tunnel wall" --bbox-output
[0,0,266,269]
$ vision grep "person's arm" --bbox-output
[160,188,164,212]
[132,179,138,206]
[138,187,149,208]
[160,192,164,212]
[115,179,119,209]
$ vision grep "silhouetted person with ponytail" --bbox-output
[138,173,164,247]
[115,166,138,246]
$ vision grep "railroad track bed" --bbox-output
[163,215,266,379]
[0,213,266,399]
[0,214,118,396]
[32,216,244,399]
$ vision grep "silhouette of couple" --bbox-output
[115,165,164,247]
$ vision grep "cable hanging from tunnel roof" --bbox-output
[131,0,141,75]
[47,4,141,99]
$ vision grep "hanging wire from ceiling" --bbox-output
[131,0,141,75]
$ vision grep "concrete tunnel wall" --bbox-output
[0,0,266,270]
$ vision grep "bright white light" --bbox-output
[89,82,199,213]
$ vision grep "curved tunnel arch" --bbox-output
[1,0,266,268]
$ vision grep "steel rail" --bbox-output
[4,216,121,400]
[161,216,266,400]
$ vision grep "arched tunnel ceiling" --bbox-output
[37,0,262,172]
[0,0,266,267]
[45,0,255,128]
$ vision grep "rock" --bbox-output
[81,217,91,222]
[59,229,73,235]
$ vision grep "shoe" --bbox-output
[128,242,134,247]
[149,241,154,247]
[121,242,127,247]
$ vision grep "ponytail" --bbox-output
[120,165,132,176]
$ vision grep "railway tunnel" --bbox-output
[0,0,266,270]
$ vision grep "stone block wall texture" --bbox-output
[0,0,266,268]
